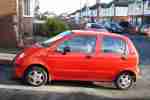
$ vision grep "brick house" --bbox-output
[0,0,36,48]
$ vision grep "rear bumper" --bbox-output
[135,65,141,80]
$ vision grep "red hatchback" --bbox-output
[14,30,140,89]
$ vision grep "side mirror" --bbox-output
[62,46,71,54]
[56,46,71,55]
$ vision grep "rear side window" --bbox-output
[101,36,126,54]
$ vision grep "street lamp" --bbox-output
[80,0,82,18]
[142,0,144,24]
[96,0,101,21]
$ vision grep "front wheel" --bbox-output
[115,72,134,90]
[24,66,48,86]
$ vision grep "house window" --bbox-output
[24,0,30,16]
[23,0,34,16]
[145,0,150,10]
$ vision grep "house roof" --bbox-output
[111,0,129,7]
[90,3,112,10]
[68,0,129,16]
[69,9,80,16]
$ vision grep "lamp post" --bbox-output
[96,0,101,21]
[142,0,145,24]
[80,0,82,19]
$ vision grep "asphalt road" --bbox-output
[0,35,150,100]
[128,35,150,65]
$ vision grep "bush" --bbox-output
[41,18,70,37]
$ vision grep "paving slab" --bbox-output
[0,53,16,64]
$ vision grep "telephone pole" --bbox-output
[96,0,101,21]
[80,0,82,19]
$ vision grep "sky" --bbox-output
[39,0,113,15]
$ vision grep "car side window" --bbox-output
[101,36,126,54]
[57,35,96,53]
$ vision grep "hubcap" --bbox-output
[118,74,132,89]
[27,70,45,86]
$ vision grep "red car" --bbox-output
[14,30,140,89]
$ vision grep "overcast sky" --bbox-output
[39,0,113,15]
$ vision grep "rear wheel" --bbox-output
[24,66,48,86]
[115,72,134,90]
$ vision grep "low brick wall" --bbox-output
[22,17,33,34]
[0,53,15,64]
[0,16,33,48]
[0,16,17,48]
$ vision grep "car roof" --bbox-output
[72,30,126,39]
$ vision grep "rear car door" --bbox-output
[97,35,129,81]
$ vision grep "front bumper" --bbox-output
[12,61,25,79]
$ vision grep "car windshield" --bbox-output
[41,31,71,47]
[112,23,122,29]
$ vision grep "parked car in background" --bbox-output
[139,24,150,37]
[119,21,138,34]
[13,30,140,90]
[85,23,108,32]
[103,21,124,34]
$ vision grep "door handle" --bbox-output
[121,55,128,60]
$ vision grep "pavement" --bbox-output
[0,34,150,100]
[0,64,150,100]
[0,53,15,64]
[128,35,150,65]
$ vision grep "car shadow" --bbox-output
[50,80,116,90]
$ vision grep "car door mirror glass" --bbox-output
[63,46,71,53]
[56,46,71,54]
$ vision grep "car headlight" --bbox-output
[18,52,25,59]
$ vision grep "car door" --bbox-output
[97,35,129,81]
[47,35,98,81]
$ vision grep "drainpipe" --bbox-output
[18,0,24,47]
[142,0,144,24]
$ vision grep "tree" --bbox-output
[41,18,70,37]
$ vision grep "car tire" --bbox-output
[24,66,48,87]
[115,72,133,90]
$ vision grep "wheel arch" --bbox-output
[115,70,136,82]
[24,64,50,81]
